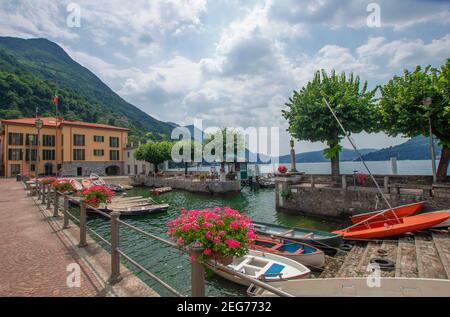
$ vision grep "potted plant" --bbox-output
[52,179,75,194]
[278,165,288,174]
[81,185,115,208]
[41,177,57,186]
[167,207,255,265]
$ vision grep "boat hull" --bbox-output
[422,210,450,228]
[252,236,325,268]
[350,201,425,224]
[249,278,450,297]
[209,250,310,287]
[333,212,450,239]
[253,221,342,248]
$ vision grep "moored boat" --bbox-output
[420,210,450,228]
[333,212,450,239]
[150,187,172,195]
[252,235,325,268]
[208,249,310,286]
[253,221,342,248]
[247,277,450,297]
[350,201,425,224]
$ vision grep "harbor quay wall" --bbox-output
[129,175,241,194]
[276,174,450,219]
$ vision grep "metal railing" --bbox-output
[32,181,293,297]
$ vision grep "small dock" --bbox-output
[320,230,450,280]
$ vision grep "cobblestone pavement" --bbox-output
[0,179,103,296]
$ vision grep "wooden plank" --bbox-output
[415,233,447,279]
[432,233,450,279]
[395,237,418,278]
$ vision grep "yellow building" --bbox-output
[0,117,128,177]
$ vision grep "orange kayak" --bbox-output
[350,202,425,224]
[333,212,450,239]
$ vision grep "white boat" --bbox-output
[247,277,450,297]
[208,250,310,287]
[69,179,84,191]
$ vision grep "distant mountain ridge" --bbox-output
[360,136,441,161]
[0,36,175,140]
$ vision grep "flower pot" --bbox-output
[212,253,234,265]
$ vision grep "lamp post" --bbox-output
[35,119,43,179]
[28,134,33,180]
[0,121,4,177]
[423,97,437,183]
[290,138,298,172]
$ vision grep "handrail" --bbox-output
[34,181,295,297]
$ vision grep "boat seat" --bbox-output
[263,263,285,276]
[302,232,314,238]
[280,229,294,236]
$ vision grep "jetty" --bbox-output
[320,231,450,280]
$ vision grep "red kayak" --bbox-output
[333,212,450,240]
[350,201,425,224]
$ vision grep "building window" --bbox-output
[26,134,38,146]
[94,135,104,142]
[42,135,55,147]
[127,151,130,158]
[110,150,119,161]
[8,133,23,145]
[142,165,146,175]
[110,137,119,148]
[127,165,130,174]
[77,167,83,176]
[134,165,138,175]
[30,164,36,172]
[73,149,85,161]
[73,134,85,146]
[10,164,21,176]
[42,150,56,161]
[8,149,23,161]
[26,149,37,161]
[94,149,104,156]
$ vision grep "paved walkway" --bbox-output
[0,179,102,296]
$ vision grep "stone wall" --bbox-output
[61,162,124,177]
[130,175,241,194]
[276,174,450,219]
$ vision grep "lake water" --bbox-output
[171,160,446,176]
[80,187,342,297]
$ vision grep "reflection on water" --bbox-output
[83,186,343,296]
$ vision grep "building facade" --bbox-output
[0,117,128,178]
[124,144,153,176]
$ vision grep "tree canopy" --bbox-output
[134,141,173,173]
[282,69,377,177]
[378,60,450,181]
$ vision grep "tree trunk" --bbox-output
[184,162,188,176]
[154,164,158,173]
[437,145,450,183]
[331,151,340,181]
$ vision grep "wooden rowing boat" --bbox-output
[209,250,310,287]
[350,201,425,224]
[150,187,172,195]
[333,212,450,239]
[248,277,450,297]
[253,221,342,248]
[252,235,325,268]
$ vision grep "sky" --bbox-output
[0,0,449,155]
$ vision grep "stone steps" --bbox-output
[415,233,447,279]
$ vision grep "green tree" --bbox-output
[283,70,377,178]
[134,141,173,173]
[378,60,450,182]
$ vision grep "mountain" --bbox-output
[278,148,377,163]
[0,37,175,141]
[360,136,441,161]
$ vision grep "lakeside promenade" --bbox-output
[0,179,101,296]
[0,179,158,297]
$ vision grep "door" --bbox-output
[44,163,53,176]
[77,167,82,176]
